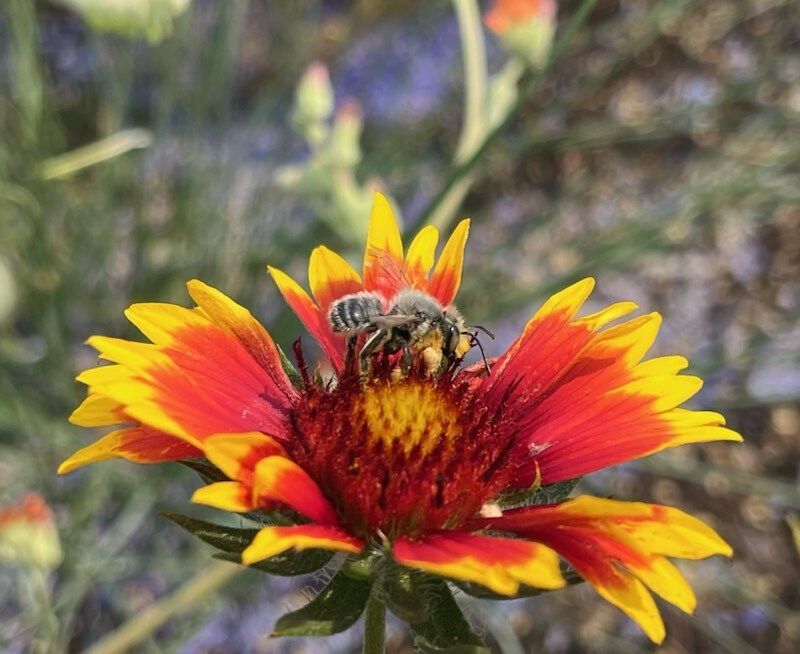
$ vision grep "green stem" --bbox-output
[426,0,487,233]
[410,0,597,234]
[82,561,240,654]
[29,569,59,654]
[362,590,386,654]
[452,0,488,164]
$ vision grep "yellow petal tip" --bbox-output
[185,278,206,293]
[57,451,93,475]
[241,544,265,566]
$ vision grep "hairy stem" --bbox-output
[362,590,386,654]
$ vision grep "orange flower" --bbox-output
[60,192,741,642]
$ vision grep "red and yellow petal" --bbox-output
[251,456,340,525]
[201,432,285,484]
[393,531,565,596]
[476,496,733,643]
[87,296,294,445]
[241,524,363,565]
[268,265,346,371]
[58,426,201,474]
[427,219,470,306]
[68,393,126,427]
[363,192,405,296]
[192,481,252,512]
[404,225,439,287]
[308,246,363,312]
[483,277,600,408]
[185,279,297,400]
[486,280,741,486]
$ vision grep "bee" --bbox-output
[328,289,491,376]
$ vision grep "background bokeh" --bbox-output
[2,1,799,652]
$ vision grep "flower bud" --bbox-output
[0,493,62,571]
[485,0,557,68]
[56,0,191,43]
[292,62,335,146]
[327,99,363,168]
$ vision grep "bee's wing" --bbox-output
[371,314,418,328]
[367,248,412,289]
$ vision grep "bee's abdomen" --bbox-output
[328,292,384,332]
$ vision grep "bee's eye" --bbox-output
[443,323,460,356]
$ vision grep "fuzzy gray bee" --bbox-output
[327,289,470,376]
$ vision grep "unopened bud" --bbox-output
[485,0,557,68]
[293,61,334,145]
[0,493,62,571]
[327,99,363,168]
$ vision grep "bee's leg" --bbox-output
[345,334,357,373]
[400,339,413,375]
[359,329,387,379]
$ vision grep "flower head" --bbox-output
[61,192,741,644]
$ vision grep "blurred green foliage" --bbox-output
[1,0,799,652]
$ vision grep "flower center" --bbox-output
[285,370,519,539]
[357,382,460,456]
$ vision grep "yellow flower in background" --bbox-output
[60,192,741,643]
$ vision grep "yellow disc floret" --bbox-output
[358,380,461,456]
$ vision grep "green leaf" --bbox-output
[163,513,333,576]
[410,578,488,653]
[454,566,583,600]
[498,477,580,509]
[453,581,547,600]
[276,343,304,388]
[272,569,372,637]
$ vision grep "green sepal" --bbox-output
[162,512,256,552]
[162,512,333,576]
[276,343,304,389]
[272,569,372,637]
[212,550,333,577]
[179,458,229,484]
[409,577,488,653]
[341,550,382,581]
[383,565,427,623]
[532,478,581,505]
[498,477,580,510]
[454,566,583,600]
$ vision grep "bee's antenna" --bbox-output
[472,325,495,340]
[462,330,492,375]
